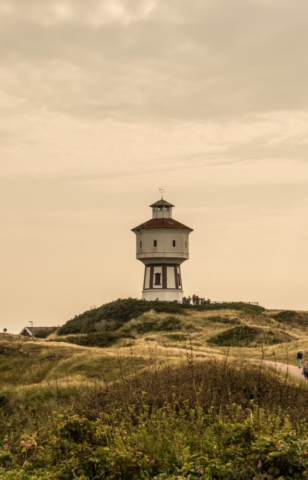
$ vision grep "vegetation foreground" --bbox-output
[1,299,308,479]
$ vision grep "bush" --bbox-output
[120,315,183,335]
[2,378,308,478]
[208,325,294,347]
[201,316,241,326]
[58,299,266,336]
[2,360,308,478]
[274,310,308,327]
[51,331,135,348]
[57,299,186,336]
[182,301,265,315]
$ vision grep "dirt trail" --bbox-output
[263,361,306,380]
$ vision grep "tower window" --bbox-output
[185,241,187,248]
[172,240,176,247]
[153,240,157,247]
[154,273,161,285]
[140,241,142,248]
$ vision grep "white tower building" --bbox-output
[132,198,193,302]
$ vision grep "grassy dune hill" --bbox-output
[1,300,308,478]
[53,299,308,366]
[1,300,307,391]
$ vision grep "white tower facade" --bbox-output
[132,199,193,302]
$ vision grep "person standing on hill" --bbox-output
[297,350,303,368]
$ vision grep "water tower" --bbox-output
[132,196,193,302]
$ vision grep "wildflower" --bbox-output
[149,457,155,464]
[4,443,9,448]
[257,459,262,468]
[199,467,205,474]
[24,442,33,448]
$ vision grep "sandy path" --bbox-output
[263,361,307,380]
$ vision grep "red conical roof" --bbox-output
[132,217,193,231]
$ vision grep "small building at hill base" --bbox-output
[19,326,57,338]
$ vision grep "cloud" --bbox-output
[0,0,308,123]
[0,0,157,26]
[1,0,308,328]
[0,110,307,178]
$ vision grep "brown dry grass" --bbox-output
[1,306,308,398]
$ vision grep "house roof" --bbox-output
[19,326,57,336]
[132,217,193,231]
[150,199,175,207]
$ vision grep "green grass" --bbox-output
[57,298,188,335]
[1,300,308,478]
[50,331,136,348]
[208,325,295,347]
[57,299,266,336]
[1,358,308,479]
[119,314,183,334]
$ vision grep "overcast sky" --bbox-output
[1,0,308,333]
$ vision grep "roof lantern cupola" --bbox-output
[150,199,174,219]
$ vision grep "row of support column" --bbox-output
[143,264,182,290]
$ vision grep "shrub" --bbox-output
[120,315,183,335]
[58,299,266,336]
[2,360,308,478]
[201,316,241,325]
[50,332,135,348]
[182,302,265,315]
[208,325,294,347]
[274,310,308,327]
[75,359,308,427]
[57,299,186,336]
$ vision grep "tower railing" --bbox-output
[181,297,259,306]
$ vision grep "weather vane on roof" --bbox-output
[159,188,165,199]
